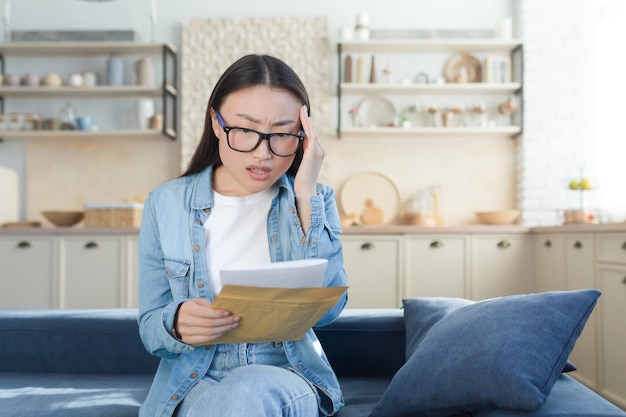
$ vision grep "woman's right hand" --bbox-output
[174,298,240,345]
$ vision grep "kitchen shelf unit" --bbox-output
[341,126,522,138]
[0,41,178,140]
[336,38,524,138]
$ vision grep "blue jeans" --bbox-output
[176,342,319,417]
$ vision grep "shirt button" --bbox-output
[204,208,210,213]
[195,219,201,224]
[301,238,306,244]
[164,267,169,274]
[190,372,198,378]
[171,394,179,401]
[198,281,204,287]
[193,245,200,251]
[290,207,295,213]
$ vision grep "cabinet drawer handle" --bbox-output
[497,240,511,248]
[430,240,444,248]
[623,276,626,285]
[621,242,626,250]
[16,241,31,249]
[84,241,99,249]
[573,241,583,249]
[360,242,374,250]
[544,240,552,248]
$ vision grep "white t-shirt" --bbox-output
[203,185,276,296]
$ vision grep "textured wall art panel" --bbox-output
[181,16,331,171]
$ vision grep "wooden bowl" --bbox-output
[41,210,84,227]
[475,210,520,225]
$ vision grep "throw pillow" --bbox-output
[403,296,577,373]
[369,289,600,417]
[403,296,474,360]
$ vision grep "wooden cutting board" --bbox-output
[0,165,19,224]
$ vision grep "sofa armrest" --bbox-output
[315,308,405,378]
[0,309,158,374]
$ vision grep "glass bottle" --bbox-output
[60,102,76,130]
[415,188,435,226]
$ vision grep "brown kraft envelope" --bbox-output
[207,285,348,344]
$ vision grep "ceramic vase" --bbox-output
[106,55,124,86]
[134,57,155,86]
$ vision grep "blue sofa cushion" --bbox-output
[0,372,154,417]
[471,374,626,417]
[369,289,600,417]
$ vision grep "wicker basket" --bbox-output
[84,203,144,228]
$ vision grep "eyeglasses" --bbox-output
[215,111,304,157]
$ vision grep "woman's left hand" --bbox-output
[294,105,325,197]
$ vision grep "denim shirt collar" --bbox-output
[189,165,293,211]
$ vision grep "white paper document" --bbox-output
[220,259,328,289]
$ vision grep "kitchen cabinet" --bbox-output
[342,231,532,307]
[0,42,178,140]
[404,234,468,298]
[58,235,125,308]
[534,234,566,292]
[534,233,597,388]
[596,233,626,410]
[563,235,597,389]
[336,39,523,138]
[125,235,139,308]
[470,234,533,300]
[341,234,402,308]
[0,235,56,308]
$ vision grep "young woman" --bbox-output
[137,54,348,417]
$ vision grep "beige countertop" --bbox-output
[531,222,626,233]
[2,223,626,236]
[341,225,532,234]
[0,227,140,236]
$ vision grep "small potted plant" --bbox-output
[564,175,596,224]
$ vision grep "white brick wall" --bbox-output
[518,0,597,225]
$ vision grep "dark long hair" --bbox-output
[182,54,311,177]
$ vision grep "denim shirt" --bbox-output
[137,166,348,417]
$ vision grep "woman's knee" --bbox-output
[180,365,318,417]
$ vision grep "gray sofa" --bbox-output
[0,308,624,417]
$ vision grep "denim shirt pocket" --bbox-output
[164,257,191,300]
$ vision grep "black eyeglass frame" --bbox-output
[215,110,305,157]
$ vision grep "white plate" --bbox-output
[339,172,400,225]
[357,96,396,128]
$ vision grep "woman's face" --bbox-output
[211,85,302,196]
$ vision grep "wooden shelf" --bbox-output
[336,38,524,138]
[0,41,179,140]
[0,129,175,140]
[0,85,176,98]
[339,39,523,53]
[0,42,176,56]
[340,82,522,95]
[339,126,522,138]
